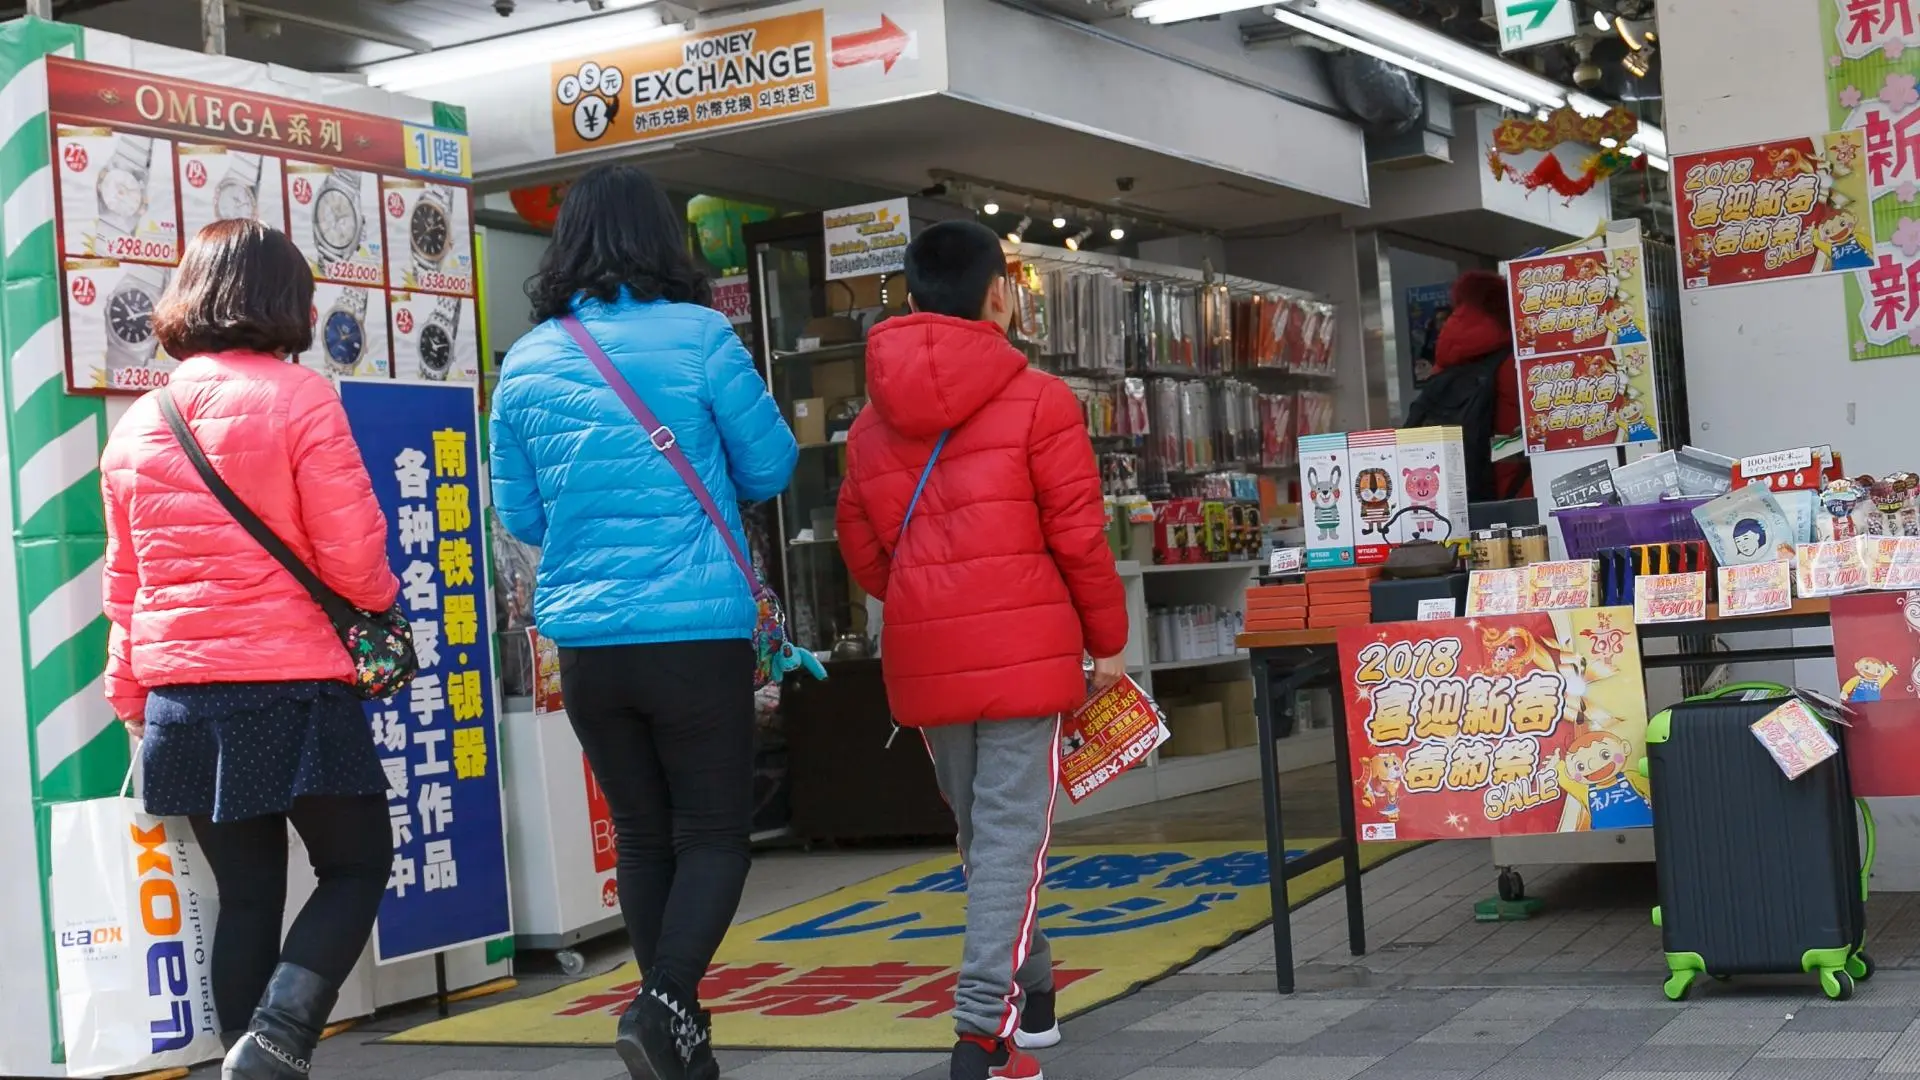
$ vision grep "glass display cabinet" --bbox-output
[740,204,959,845]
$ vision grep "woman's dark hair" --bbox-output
[152,219,315,358]
[526,164,709,321]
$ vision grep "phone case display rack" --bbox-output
[1002,243,1340,502]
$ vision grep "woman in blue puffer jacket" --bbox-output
[489,164,796,1080]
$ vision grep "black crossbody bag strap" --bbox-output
[156,390,356,626]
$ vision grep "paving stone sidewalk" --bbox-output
[203,841,1920,1080]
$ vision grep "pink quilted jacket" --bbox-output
[101,352,399,722]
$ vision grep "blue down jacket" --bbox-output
[489,292,797,648]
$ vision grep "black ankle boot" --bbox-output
[690,1006,719,1080]
[615,980,706,1080]
[222,963,336,1079]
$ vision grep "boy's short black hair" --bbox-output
[904,220,1006,319]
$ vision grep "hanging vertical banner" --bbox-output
[1503,240,1661,454]
[339,379,512,964]
[1338,607,1652,841]
[1824,0,1920,359]
[1673,131,1874,291]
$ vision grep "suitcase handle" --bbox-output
[1859,797,1876,902]
[1694,681,1792,701]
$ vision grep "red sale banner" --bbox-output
[1675,130,1873,291]
[1338,608,1651,841]
[1517,346,1661,454]
[1506,245,1651,359]
[1829,591,1920,796]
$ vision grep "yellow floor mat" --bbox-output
[387,839,1416,1050]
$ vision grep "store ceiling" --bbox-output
[532,93,1356,234]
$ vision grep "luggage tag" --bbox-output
[1751,697,1840,779]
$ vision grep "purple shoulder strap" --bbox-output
[557,315,764,595]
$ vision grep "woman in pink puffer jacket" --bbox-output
[99,220,398,1080]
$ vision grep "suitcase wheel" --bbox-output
[1848,951,1876,982]
[1820,968,1856,1002]
[1663,970,1697,1001]
[1497,868,1525,902]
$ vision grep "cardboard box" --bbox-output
[1245,617,1307,632]
[1194,678,1254,716]
[1165,701,1228,757]
[1300,433,1357,570]
[1347,429,1400,564]
[1248,583,1307,602]
[813,358,860,405]
[791,397,827,446]
[1395,426,1470,544]
[1226,708,1259,748]
[1308,611,1372,629]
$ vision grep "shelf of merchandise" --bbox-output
[1057,557,1334,822]
[1148,652,1250,673]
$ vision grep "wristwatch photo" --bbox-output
[410,184,454,283]
[214,151,263,222]
[416,295,462,381]
[105,265,167,372]
[94,134,153,250]
[322,287,369,375]
[312,168,364,276]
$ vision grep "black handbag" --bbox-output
[157,391,418,701]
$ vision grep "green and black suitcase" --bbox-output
[1643,682,1876,1001]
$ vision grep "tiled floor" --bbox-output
[194,776,1920,1079]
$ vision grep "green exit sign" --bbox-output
[1498,0,1576,52]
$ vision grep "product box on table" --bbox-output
[1347,429,1399,564]
[1300,433,1357,569]
[1395,426,1470,543]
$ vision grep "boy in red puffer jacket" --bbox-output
[838,221,1128,1080]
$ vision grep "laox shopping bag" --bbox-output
[49,776,224,1077]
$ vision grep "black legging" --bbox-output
[559,639,755,999]
[190,794,389,1030]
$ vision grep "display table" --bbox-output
[1237,597,1838,995]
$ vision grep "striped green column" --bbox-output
[0,15,120,1061]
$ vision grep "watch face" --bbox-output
[108,286,155,347]
[98,168,144,217]
[418,323,452,377]
[214,180,256,221]
[315,187,360,249]
[411,202,450,261]
[324,310,364,370]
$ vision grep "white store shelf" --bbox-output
[1147,652,1250,673]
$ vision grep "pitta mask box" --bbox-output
[1395,426,1468,545]
[1300,433,1357,569]
[1347,430,1399,564]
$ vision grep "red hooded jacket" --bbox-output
[837,313,1128,727]
[1431,270,1529,498]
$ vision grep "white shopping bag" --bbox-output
[48,762,223,1077]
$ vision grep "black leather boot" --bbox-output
[614,980,706,1080]
[690,1006,719,1080]
[222,963,336,1079]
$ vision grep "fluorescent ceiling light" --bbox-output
[1271,8,1533,113]
[1296,0,1568,106]
[359,5,673,94]
[1130,0,1265,24]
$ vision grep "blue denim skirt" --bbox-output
[140,681,385,822]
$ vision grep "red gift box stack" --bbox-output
[1305,566,1380,629]
[1244,566,1382,633]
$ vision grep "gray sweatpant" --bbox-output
[921,715,1059,1040]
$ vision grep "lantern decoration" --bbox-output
[510,182,571,230]
[1486,105,1646,201]
[686,195,775,275]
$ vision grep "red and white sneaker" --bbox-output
[1013,987,1060,1050]
[950,1034,1044,1080]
